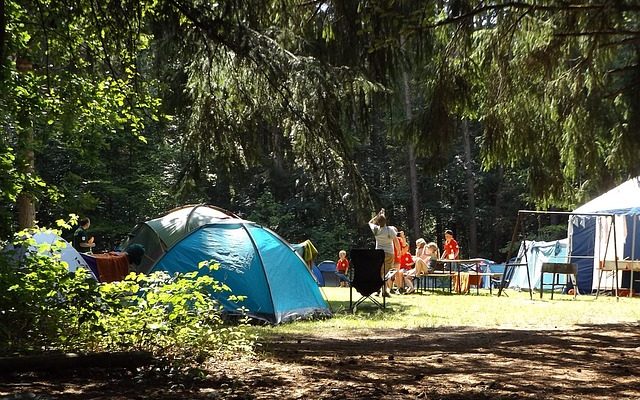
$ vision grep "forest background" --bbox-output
[2,1,639,262]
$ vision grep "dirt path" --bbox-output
[2,323,640,399]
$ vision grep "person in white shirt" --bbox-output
[369,208,398,297]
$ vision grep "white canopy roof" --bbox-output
[574,177,640,214]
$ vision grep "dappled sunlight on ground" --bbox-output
[2,288,640,399]
[2,323,639,399]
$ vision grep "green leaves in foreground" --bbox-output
[96,268,253,364]
[0,229,253,365]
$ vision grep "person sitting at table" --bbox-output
[392,241,415,294]
[425,241,440,272]
[413,238,430,275]
[393,230,407,268]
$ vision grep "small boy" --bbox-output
[335,250,350,287]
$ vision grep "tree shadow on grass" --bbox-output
[2,324,639,399]
[259,323,640,399]
[327,296,414,316]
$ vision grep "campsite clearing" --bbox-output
[2,288,640,399]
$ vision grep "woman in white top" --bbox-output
[369,208,398,296]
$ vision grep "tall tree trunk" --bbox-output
[492,166,504,260]
[17,126,36,229]
[462,119,477,256]
[16,60,36,229]
[402,70,420,247]
[0,0,5,70]
[271,128,290,203]
[368,94,389,207]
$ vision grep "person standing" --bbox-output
[441,229,460,260]
[368,208,398,297]
[73,217,96,254]
[335,250,350,287]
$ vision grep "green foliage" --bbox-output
[1,0,166,238]
[0,228,254,364]
[533,225,568,243]
[92,268,253,364]
[500,220,569,257]
[307,220,353,263]
[244,188,360,261]
[246,191,296,234]
[0,147,19,237]
[0,228,100,352]
[466,2,640,205]
[4,1,638,272]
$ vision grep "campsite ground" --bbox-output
[2,290,640,399]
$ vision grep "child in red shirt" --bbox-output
[335,250,350,287]
[442,229,460,260]
[392,242,416,293]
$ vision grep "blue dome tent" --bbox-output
[149,219,331,324]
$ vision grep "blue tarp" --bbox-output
[509,239,569,290]
[311,264,325,286]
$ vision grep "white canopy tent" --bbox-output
[569,177,640,293]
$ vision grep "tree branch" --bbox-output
[427,2,640,28]
[606,64,640,74]
[604,78,640,98]
[0,0,5,71]
[554,30,640,37]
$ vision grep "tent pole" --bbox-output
[612,216,620,301]
[241,222,279,323]
[499,211,522,297]
[632,217,637,296]
[567,215,578,295]
[633,217,637,261]
[601,217,614,298]
[522,224,533,300]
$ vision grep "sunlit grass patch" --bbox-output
[257,286,640,337]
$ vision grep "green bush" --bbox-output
[0,230,99,353]
[93,266,254,364]
[0,228,254,364]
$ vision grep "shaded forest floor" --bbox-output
[2,323,640,399]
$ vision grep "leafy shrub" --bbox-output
[92,265,254,364]
[0,229,99,353]
[0,228,254,364]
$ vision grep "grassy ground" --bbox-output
[258,286,640,336]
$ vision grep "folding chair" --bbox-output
[495,262,524,297]
[349,249,386,311]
